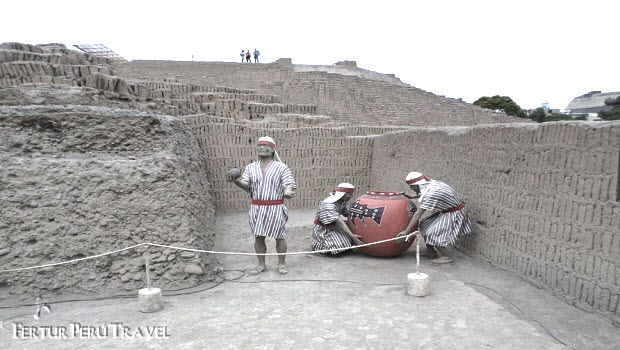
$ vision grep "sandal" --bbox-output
[277,266,289,275]
[249,266,266,275]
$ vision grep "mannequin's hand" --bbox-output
[283,187,295,199]
[226,168,241,182]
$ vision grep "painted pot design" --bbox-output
[347,191,413,257]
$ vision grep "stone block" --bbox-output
[184,263,203,275]
[610,294,619,313]
[114,78,130,95]
[85,74,99,89]
[136,85,149,101]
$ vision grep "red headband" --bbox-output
[257,140,276,149]
[406,174,430,185]
[334,187,355,193]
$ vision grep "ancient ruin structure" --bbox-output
[0,42,618,323]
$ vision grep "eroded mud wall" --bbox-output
[0,105,215,299]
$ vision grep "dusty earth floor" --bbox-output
[1,208,619,349]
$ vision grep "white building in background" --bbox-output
[565,91,620,120]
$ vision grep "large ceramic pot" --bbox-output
[347,191,413,257]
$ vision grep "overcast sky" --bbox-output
[3,0,618,110]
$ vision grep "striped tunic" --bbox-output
[240,160,297,239]
[408,180,471,246]
[312,200,352,254]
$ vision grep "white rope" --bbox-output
[0,233,418,273]
[146,232,417,256]
[0,244,147,273]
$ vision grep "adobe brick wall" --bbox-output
[187,114,404,212]
[370,121,620,320]
[117,60,531,127]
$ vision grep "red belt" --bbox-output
[251,199,284,206]
[444,202,465,213]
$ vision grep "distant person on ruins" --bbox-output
[245,50,251,63]
[396,172,472,265]
[227,136,297,275]
[241,50,245,63]
[253,49,260,63]
[311,183,363,256]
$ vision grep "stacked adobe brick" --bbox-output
[189,117,404,211]
[0,42,114,87]
[0,43,322,122]
[370,122,620,322]
[117,60,532,127]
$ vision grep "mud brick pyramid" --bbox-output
[1,42,618,323]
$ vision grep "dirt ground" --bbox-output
[1,208,619,349]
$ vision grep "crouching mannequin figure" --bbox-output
[312,183,363,256]
[397,172,471,265]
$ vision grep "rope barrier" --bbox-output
[0,244,147,273]
[0,233,418,274]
